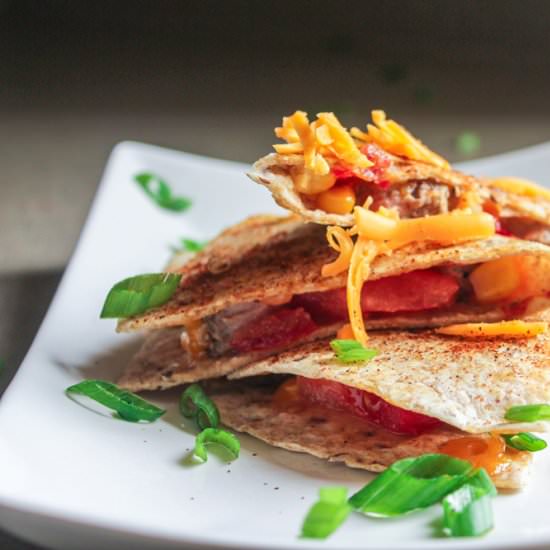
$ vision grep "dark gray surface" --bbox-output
[3,0,550,273]
[0,271,62,549]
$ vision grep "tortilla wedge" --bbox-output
[249,151,479,227]
[207,377,532,490]
[117,323,339,391]
[214,330,550,489]
[117,215,550,334]
[230,332,550,434]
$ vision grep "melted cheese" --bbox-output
[488,177,550,202]
[322,207,497,344]
[435,321,548,338]
[351,110,450,168]
[321,226,355,277]
[355,208,496,248]
[273,111,372,192]
[347,236,379,346]
[181,319,206,357]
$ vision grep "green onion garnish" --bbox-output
[172,238,207,254]
[135,172,192,212]
[504,404,550,422]
[442,483,494,537]
[66,380,165,422]
[379,63,409,84]
[455,132,481,156]
[330,339,378,364]
[100,273,181,319]
[180,384,220,430]
[349,454,473,517]
[193,428,240,462]
[503,432,548,452]
[465,467,497,497]
[300,487,352,540]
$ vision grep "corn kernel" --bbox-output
[316,185,356,215]
[290,166,336,195]
[469,257,521,303]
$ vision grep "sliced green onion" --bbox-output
[455,132,481,156]
[505,404,550,422]
[379,63,409,84]
[413,86,435,104]
[301,487,352,540]
[175,238,207,253]
[465,468,497,497]
[193,428,240,462]
[330,339,379,364]
[180,384,220,430]
[66,380,165,422]
[503,432,548,452]
[442,483,494,537]
[100,273,181,318]
[135,172,192,212]
[181,238,205,252]
[349,454,473,517]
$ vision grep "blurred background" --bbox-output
[1,1,550,547]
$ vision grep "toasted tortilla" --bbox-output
[482,182,550,227]
[118,323,339,391]
[248,153,550,234]
[208,378,532,490]
[117,213,550,333]
[230,331,550,435]
[248,153,479,226]
[118,297,550,392]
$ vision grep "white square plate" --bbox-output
[1,141,550,550]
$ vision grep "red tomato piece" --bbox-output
[361,269,460,313]
[331,165,357,180]
[230,307,317,353]
[293,269,459,323]
[361,143,391,172]
[297,376,441,435]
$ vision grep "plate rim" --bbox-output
[2,139,550,550]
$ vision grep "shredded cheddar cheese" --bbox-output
[351,110,450,168]
[336,323,355,339]
[321,226,355,277]
[322,206,497,344]
[273,111,372,192]
[347,236,379,346]
[487,177,550,202]
[355,209,496,248]
[435,321,548,338]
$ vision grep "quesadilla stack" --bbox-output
[105,109,550,491]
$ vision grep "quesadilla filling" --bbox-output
[188,255,549,358]
[271,375,526,477]
[271,111,550,235]
[271,110,472,217]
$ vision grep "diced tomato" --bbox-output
[362,269,460,312]
[297,376,441,435]
[230,307,317,353]
[293,269,460,323]
[361,143,391,172]
[332,144,391,185]
[494,218,513,237]
[331,166,357,180]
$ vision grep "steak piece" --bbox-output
[204,302,272,357]
[360,179,457,218]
